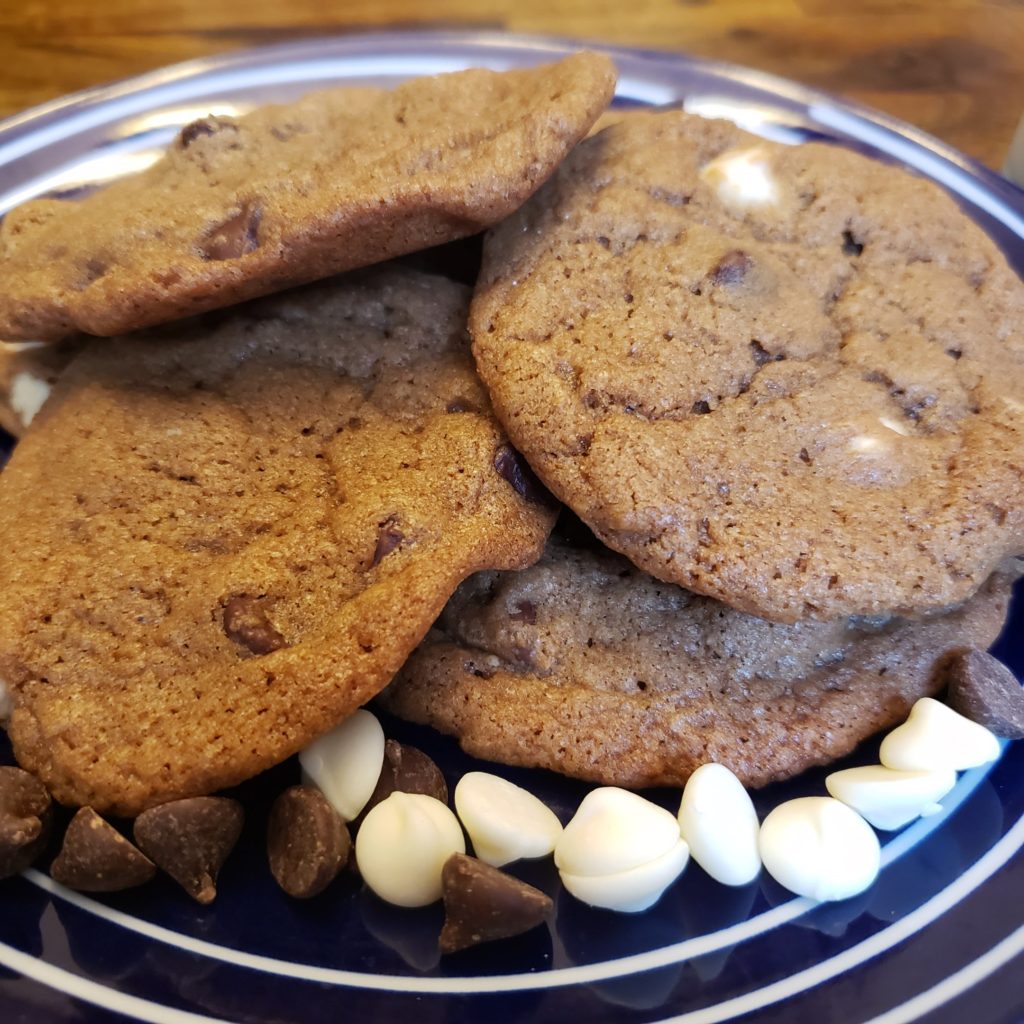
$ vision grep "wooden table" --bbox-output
[1,0,1023,171]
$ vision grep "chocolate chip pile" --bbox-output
[2,667,1017,955]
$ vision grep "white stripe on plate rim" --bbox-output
[649,811,1024,1024]
[0,941,230,1024]
[4,803,1022,1024]
[857,921,1024,1024]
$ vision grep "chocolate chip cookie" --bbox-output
[471,111,1024,622]
[0,52,616,342]
[380,538,1015,789]
[0,340,80,437]
[0,266,555,815]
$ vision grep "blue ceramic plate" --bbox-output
[0,31,1022,1024]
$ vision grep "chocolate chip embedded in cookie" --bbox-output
[0,53,616,342]
[0,266,555,815]
[471,110,1024,622]
[380,540,1016,789]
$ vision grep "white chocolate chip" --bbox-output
[825,764,957,831]
[759,797,880,901]
[454,771,562,867]
[560,837,689,913]
[10,371,51,427]
[555,788,687,911]
[878,415,912,437]
[554,787,681,878]
[848,433,891,455]
[879,697,1001,772]
[355,792,465,907]
[677,763,760,886]
[701,148,779,212]
[298,709,385,821]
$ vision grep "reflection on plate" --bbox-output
[0,30,1022,1024]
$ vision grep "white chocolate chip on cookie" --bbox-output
[701,147,779,211]
[10,372,51,428]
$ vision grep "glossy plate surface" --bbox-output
[0,30,1022,1024]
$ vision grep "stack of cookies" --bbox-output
[0,53,1020,828]
[381,110,1024,787]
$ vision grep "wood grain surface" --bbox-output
[0,0,1022,168]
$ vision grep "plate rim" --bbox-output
[0,28,1021,218]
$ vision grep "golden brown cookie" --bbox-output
[380,537,1016,789]
[0,52,616,342]
[471,111,1024,623]
[0,266,555,815]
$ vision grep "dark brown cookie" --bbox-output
[471,110,1024,622]
[0,53,615,342]
[381,540,1016,789]
[0,266,554,815]
[946,648,1024,738]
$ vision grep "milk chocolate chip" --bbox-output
[50,808,155,892]
[223,595,285,655]
[445,396,478,414]
[439,853,553,954]
[268,786,350,899]
[371,516,404,568]
[710,250,752,285]
[0,766,53,879]
[134,796,243,904]
[362,739,448,819]
[494,445,556,507]
[200,202,262,261]
[946,649,1024,739]
[179,117,237,149]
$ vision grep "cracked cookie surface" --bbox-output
[0,266,555,814]
[471,111,1024,622]
[0,52,615,342]
[380,537,1016,788]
